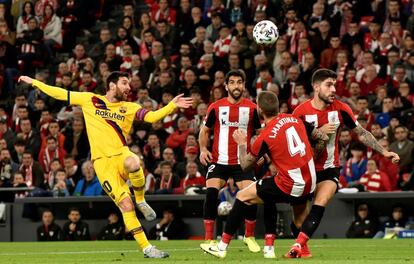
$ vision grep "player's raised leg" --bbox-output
[236,179,260,253]
[124,155,156,221]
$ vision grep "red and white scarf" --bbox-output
[255,76,273,94]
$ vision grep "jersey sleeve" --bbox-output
[203,104,216,128]
[136,101,176,123]
[250,135,269,158]
[340,102,358,129]
[32,80,91,106]
[252,108,261,130]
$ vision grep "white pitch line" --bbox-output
[0,244,381,257]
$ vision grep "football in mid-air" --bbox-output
[217,201,233,216]
[253,20,279,45]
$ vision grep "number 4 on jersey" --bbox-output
[286,126,306,157]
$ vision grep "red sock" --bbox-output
[204,220,215,240]
[222,232,233,244]
[244,220,256,237]
[264,234,276,246]
[296,232,309,247]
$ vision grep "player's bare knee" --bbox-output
[118,197,135,212]
[124,156,140,172]
[314,196,330,207]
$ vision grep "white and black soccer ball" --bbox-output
[217,201,233,216]
[253,20,279,45]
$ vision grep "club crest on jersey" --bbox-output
[119,106,127,113]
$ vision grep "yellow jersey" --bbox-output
[32,80,176,160]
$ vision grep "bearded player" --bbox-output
[19,72,193,258]
[199,69,261,252]
[287,69,400,258]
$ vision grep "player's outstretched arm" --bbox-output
[143,94,193,123]
[353,124,400,164]
[233,129,258,171]
[19,76,70,101]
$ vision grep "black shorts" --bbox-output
[205,163,256,182]
[256,177,313,206]
[316,167,340,184]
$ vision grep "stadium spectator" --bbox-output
[38,136,67,173]
[359,159,392,192]
[52,169,73,197]
[154,161,180,194]
[374,204,407,239]
[19,151,44,190]
[346,203,378,238]
[166,116,192,153]
[148,207,188,240]
[63,154,82,186]
[16,1,35,35]
[73,160,102,196]
[63,118,89,162]
[389,125,414,174]
[18,118,41,158]
[63,208,90,241]
[372,138,400,190]
[340,142,368,187]
[40,3,62,61]
[97,213,124,240]
[181,161,206,193]
[37,209,63,241]
[0,148,19,179]
[15,16,44,74]
[12,171,28,198]
[0,118,15,150]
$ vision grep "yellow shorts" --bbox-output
[93,147,137,205]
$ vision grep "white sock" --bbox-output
[264,246,274,252]
[218,241,228,251]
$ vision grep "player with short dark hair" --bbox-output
[18,73,193,258]
[199,69,261,253]
[201,91,324,258]
[287,68,400,258]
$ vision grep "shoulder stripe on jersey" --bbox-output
[340,110,358,129]
[67,90,70,105]
[105,120,127,146]
[136,108,149,121]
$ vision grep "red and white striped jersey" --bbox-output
[250,114,316,197]
[293,99,358,172]
[204,98,261,165]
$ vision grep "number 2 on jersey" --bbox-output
[286,126,306,157]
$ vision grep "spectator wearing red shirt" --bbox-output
[78,71,97,93]
[166,116,192,152]
[358,65,385,96]
[38,136,67,173]
[354,96,375,131]
[372,138,400,190]
[181,161,206,194]
[151,0,176,25]
[320,36,345,69]
[359,159,392,192]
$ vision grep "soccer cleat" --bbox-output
[200,242,227,258]
[243,236,261,253]
[285,243,302,258]
[301,243,312,258]
[263,247,276,259]
[143,246,169,258]
[137,201,156,221]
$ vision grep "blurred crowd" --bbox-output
[0,0,414,201]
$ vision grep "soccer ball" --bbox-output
[217,201,233,216]
[253,20,279,45]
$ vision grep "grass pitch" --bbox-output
[0,239,413,264]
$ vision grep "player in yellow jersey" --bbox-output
[19,72,193,258]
